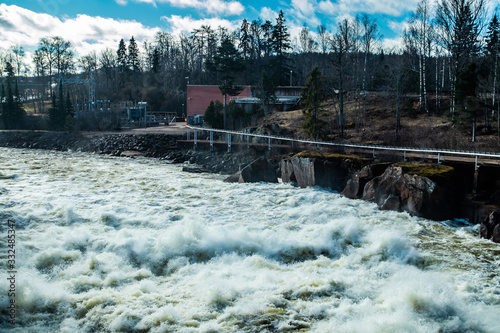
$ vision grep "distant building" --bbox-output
[186,85,252,119]
[186,85,303,123]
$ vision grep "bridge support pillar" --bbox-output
[473,156,479,195]
[210,131,214,152]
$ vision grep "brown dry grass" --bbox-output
[265,94,500,153]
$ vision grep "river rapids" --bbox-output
[0,147,499,332]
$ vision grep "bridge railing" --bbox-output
[186,125,500,167]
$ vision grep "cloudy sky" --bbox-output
[0,0,428,70]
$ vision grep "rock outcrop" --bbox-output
[361,166,453,220]
[280,153,368,191]
[225,157,278,183]
[341,163,389,199]
[480,211,500,243]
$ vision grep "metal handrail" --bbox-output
[186,125,500,160]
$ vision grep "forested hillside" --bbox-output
[1,0,499,149]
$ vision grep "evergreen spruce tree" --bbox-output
[239,19,251,60]
[47,90,59,130]
[206,36,245,129]
[117,38,128,87]
[1,62,24,129]
[48,81,67,130]
[204,100,224,129]
[117,39,127,69]
[302,66,326,139]
[271,10,292,85]
[256,71,277,117]
[128,36,140,72]
[66,91,74,117]
[64,91,74,131]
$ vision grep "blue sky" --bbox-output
[0,0,448,69]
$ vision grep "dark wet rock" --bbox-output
[362,166,452,220]
[380,194,402,212]
[238,157,278,183]
[281,157,349,191]
[280,153,369,191]
[224,173,240,183]
[182,165,210,174]
[480,211,500,243]
[120,150,146,158]
[488,190,500,206]
[341,163,390,199]
[493,224,500,243]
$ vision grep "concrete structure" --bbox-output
[186,85,304,120]
[186,85,252,118]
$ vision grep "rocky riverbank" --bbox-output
[0,131,180,158]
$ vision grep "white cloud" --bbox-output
[316,0,419,17]
[380,36,405,53]
[290,0,321,27]
[0,4,160,63]
[388,20,409,34]
[259,7,278,22]
[161,15,238,36]
[126,0,244,16]
[318,1,335,14]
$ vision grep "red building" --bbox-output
[186,85,252,117]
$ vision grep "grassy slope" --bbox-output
[266,94,500,153]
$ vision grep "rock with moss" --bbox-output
[362,165,456,220]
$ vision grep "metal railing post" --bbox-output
[210,130,214,152]
[247,135,250,148]
[268,137,271,151]
[228,133,231,153]
[194,129,197,149]
[187,127,190,140]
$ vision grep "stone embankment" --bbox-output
[0,131,180,158]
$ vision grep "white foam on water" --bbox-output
[0,147,499,332]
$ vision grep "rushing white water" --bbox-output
[0,147,499,333]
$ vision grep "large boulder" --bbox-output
[480,211,500,243]
[341,163,389,199]
[362,166,453,220]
